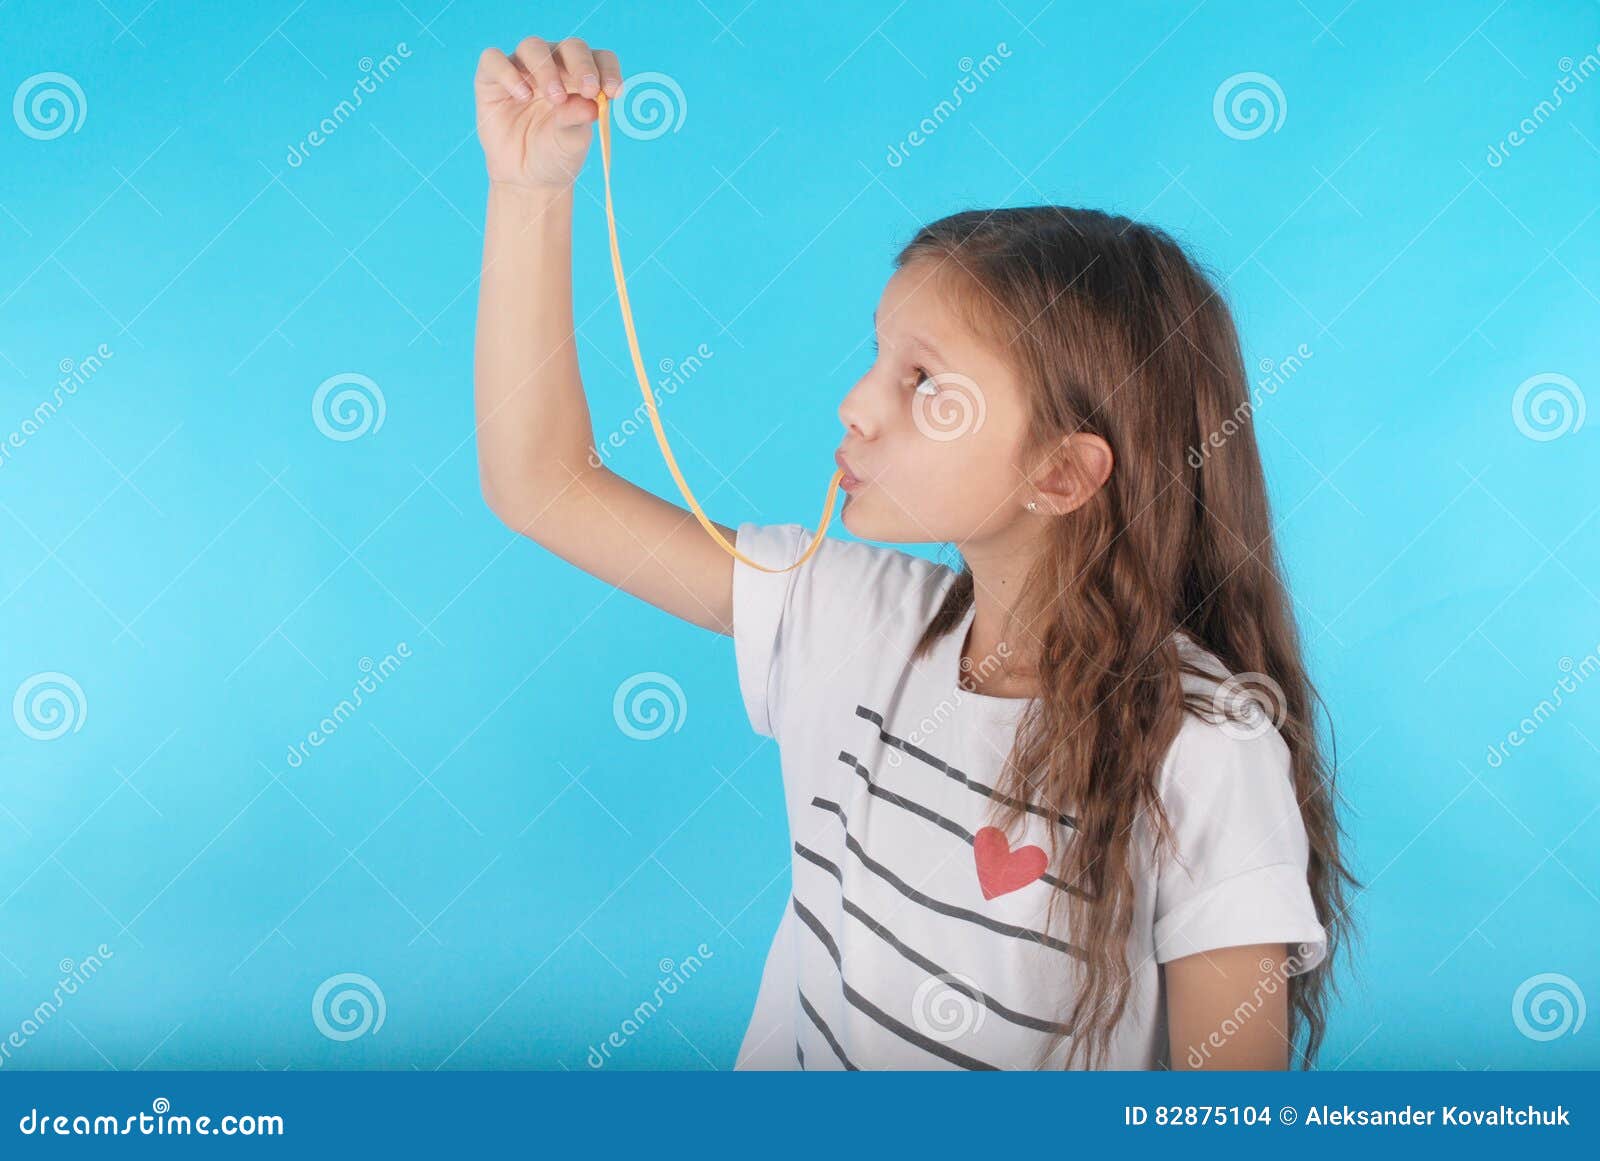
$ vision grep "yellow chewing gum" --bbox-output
[594,89,841,574]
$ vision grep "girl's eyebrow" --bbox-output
[872,307,947,363]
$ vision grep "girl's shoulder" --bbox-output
[1149,633,1325,975]
[1160,630,1296,806]
[729,523,958,741]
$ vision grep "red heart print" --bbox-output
[973,826,1048,900]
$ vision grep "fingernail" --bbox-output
[546,82,565,101]
[514,83,534,101]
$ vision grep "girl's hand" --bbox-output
[474,36,623,190]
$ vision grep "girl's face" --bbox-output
[835,263,1035,546]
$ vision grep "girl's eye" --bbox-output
[870,339,937,396]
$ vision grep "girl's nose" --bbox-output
[837,377,877,439]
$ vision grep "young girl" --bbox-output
[472,37,1357,1071]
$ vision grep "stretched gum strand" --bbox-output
[593,89,843,574]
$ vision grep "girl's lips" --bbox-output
[834,450,862,491]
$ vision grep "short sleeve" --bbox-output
[730,522,809,741]
[1150,714,1328,976]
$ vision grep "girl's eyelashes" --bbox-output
[870,338,939,396]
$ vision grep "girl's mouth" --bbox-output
[834,449,863,491]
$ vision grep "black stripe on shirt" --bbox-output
[791,895,1000,1070]
[790,848,1072,1036]
[853,704,1078,830]
[797,986,856,1070]
[836,751,1088,901]
[796,800,1085,960]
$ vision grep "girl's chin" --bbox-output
[839,493,868,536]
[839,494,900,542]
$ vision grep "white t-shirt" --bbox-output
[728,521,1328,1070]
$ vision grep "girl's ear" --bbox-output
[1028,432,1113,516]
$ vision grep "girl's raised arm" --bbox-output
[472,36,738,636]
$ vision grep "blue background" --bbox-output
[0,0,1596,1071]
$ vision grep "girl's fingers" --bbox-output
[592,49,623,98]
[554,37,602,99]
[547,93,598,133]
[476,47,533,102]
[513,36,565,103]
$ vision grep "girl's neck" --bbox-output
[958,540,1046,698]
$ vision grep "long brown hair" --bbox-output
[900,206,1360,1069]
